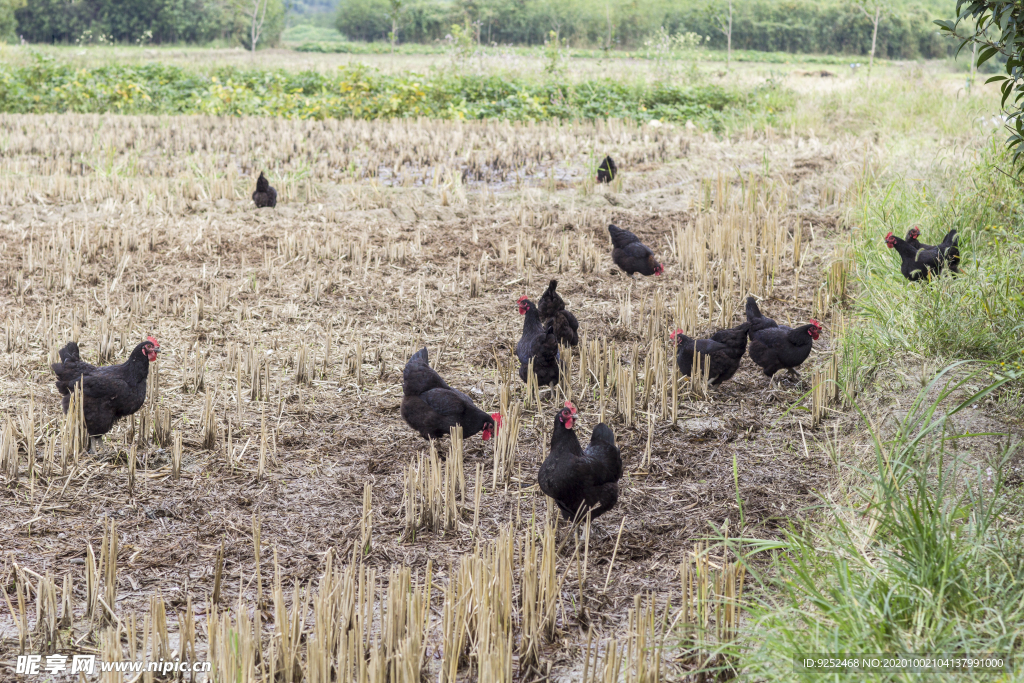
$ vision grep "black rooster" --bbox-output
[596,156,617,184]
[905,226,961,273]
[401,347,499,442]
[885,231,946,281]
[537,280,579,347]
[51,337,160,452]
[608,224,663,277]
[516,297,560,386]
[671,321,750,385]
[745,297,821,381]
[252,172,277,208]
[538,402,622,523]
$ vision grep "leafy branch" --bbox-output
[937,1,1024,167]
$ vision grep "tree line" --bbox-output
[336,0,949,58]
[2,0,950,60]
[2,0,285,47]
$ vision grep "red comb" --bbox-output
[147,336,160,346]
[517,295,528,303]
[885,232,894,239]
[809,319,821,327]
[563,401,577,414]
[670,329,681,340]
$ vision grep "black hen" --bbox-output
[608,224,663,277]
[596,156,617,183]
[906,226,961,273]
[885,231,945,281]
[538,401,622,522]
[516,297,560,386]
[745,297,821,380]
[51,337,160,452]
[252,172,277,208]
[671,321,750,385]
[402,348,499,442]
[537,280,579,347]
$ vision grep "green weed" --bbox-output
[0,54,783,126]
[732,366,1023,682]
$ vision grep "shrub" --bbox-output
[0,58,779,127]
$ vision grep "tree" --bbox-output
[246,0,270,57]
[710,0,732,70]
[937,1,1024,165]
[0,0,27,43]
[856,2,883,79]
[335,0,390,42]
[12,0,233,44]
[235,0,284,51]
[386,0,402,49]
[604,0,612,49]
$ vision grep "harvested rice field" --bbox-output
[0,110,865,681]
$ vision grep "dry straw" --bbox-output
[360,481,373,555]
[491,404,521,488]
[0,510,759,683]
[171,431,182,480]
[402,438,460,538]
[811,354,840,427]
[688,352,712,401]
[201,390,217,449]
[0,112,852,682]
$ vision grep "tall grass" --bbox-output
[710,85,1024,679]
[841,138,1024,390]
[718,106,1024,680]
[777,74,996,140]
[733,366,1023,681]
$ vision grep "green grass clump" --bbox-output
[733,367,1023,681]
[0,53,787,126]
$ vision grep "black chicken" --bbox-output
[252,172,277,208]
[671,321,750,385]
[608,224,663,277]
[538,402,622,523]
[885,231,945,281]
[596,156,617,184]
[516,297,560,386]
[51,337,160,452]
[745,297,821,381]
[401,347,499,442]
[905,226,961,273]
[537,280,579,347]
